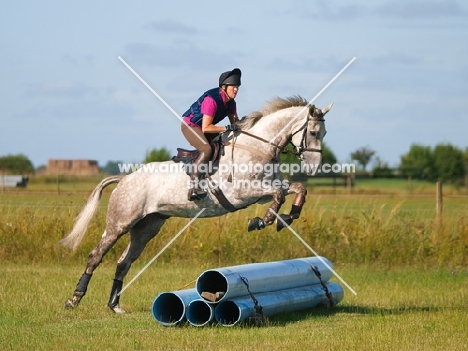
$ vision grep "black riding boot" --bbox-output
[188,151,209,201]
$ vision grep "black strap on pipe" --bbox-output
[239,275,266,323]
[309,263,335,308]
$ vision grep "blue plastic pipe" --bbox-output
[151,288,199,326]
[196,256,333,304]
[215,282,344,326]
[186,299,216,327]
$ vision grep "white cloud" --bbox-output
[282,0,366,20]
[145,19,199,34]
[23,81,89,99]
[375,0,468,19]
[60,54,95,66]
[123,41,245,70]
[284,0,467,20]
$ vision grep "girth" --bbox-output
[172,138,240,212]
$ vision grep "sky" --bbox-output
[1,0,467,169]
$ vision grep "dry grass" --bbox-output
[1,183,467,269]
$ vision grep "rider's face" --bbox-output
[224,85,239,100]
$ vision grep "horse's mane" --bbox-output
[237,95,308,130]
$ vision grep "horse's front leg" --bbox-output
[247,187,285,232]
[276,182,307,231]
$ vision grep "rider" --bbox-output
[181,68,241,201]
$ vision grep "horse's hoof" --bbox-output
[64,294,82,309]
[248,217,265,232]
[276,214,293,231]
[110,304,127,314]
[64,299,76,309]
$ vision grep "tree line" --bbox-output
[281,142,468,183]
[0,154,35,174]
[351,144,468,182]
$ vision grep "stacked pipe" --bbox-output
[151,256,344,327]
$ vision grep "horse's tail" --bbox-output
[59,175,122,251]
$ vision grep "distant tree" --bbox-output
[0,154,35,174]
[101,161,123,175]
[279,143,301,166]
[432,144,465,181]
[463,147,468,175]
[371,157,394,178]
[399,144,434,179]
[321,142,337,166]
[280,141,337,166]
[280,142,337,179]
[144,147,172,163]
[350,146,375,171]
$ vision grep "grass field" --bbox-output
[0,264,467,350]
[0,177,467,350]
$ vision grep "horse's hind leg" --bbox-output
[65,232,127,309]
[65,226,129,309]
[107,213,168,314]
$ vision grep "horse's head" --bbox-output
[291,103,333,176]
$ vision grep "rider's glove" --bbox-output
[225,124,239,132]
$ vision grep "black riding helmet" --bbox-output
[219,68,241,87]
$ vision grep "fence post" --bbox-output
[465,174,468,195]
[436,180,443,223]
[346,174,352,194]
[56,161,60,195]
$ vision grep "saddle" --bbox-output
[172,137,224,177]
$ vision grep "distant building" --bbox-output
[44,159,100,175]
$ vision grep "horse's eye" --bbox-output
[310,131,318,138]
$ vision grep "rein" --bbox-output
[238,130,282,150]
[212,115,325,213]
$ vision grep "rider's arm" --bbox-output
[202,114,227,133]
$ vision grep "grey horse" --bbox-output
[60,96,332,313]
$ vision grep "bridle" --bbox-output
[293,116,324,156]
[236,115,324,159]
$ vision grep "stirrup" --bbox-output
[188,188,207,201]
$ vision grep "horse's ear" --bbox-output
[308,104,316,116]
[322,103,334,115]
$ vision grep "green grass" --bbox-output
[0,264,466,351]
[1,178,467,349]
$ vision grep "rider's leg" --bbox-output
[181,123,212,201]
[189,150,211,200]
